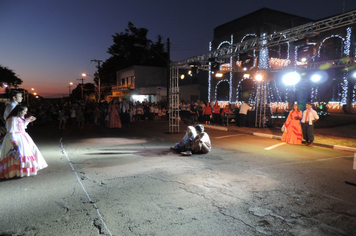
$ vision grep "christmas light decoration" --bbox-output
[240,34,257,43]
[317,35,345,58]
[215,79,229,101]
[258,33,269,69]
[230,34,233,102]
[208,42,212,102]
[269,58,291,67]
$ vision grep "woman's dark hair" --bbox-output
[7,105,27,120]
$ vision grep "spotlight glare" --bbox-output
[282,72,301,86]
[255,74,263,82]
[215,73,223,78]
[311,74,321,82]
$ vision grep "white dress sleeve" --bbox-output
[7,117,18,143]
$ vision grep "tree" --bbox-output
[99,22,168,87]
[71,83,96,101]
[0,65,23,88]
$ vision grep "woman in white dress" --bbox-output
[0,105,48,179]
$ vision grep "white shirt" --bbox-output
[301,108,319,125]
[3,101,17,120]
[239,103,250,115]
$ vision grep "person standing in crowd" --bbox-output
[136,105,143,121]
[108,99,122,128]
[120,98,130,127]
[213,101,221,125]
[190,104,199,125]
[161,106,166,121]
[58,106,66,129]
[76,106,85,129]
[93,107,101,126]
[154,104,159,121]
[70,106,77,126]
[0,105,48,179]
[170,126,197,152]
[181,124,211,156]
[301,102,319,147]
[203,102,212,125]
[281,104,302,145]
[239,101,250,127]
[3,90,23,121]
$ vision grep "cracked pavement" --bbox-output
[0,122,355,236]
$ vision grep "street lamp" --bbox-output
[68,82,73,95]
[82,73,99,101]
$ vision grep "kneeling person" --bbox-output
[181,124,211,156]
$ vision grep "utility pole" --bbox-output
[91,59,102,102]
[77,77,85,100]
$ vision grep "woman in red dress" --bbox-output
[281,104,302,145]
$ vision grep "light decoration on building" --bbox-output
[217,41,231,49]
[269,58,291,67]
[229,34,233,102]
[310,86,319,102]
[215,79,229,101]
[258,33,269,69]
[240,34,257,43]
[317,35,345,58]
[269,102,289,113]
[341,75,348,104]
[208,41,212,102]
[345,27,352,56]
[327,101,342,110]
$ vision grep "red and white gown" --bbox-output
[0,117,48,179]
[281,110,303,145]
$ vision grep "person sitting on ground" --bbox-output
[170,126,197,152]
[181,124,211,156]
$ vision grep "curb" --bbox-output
[205,125,356,153]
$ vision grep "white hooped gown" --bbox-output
[0,117,48,179]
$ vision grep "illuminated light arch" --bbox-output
[217,41,231,49]
[240,33,257,43]
[317,35,345,58]
[215,79,230,101]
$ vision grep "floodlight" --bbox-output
[282,72,301,85]
[255,74,263,82]
[310,71,328,83]
[215,73,223,78]
[311,74,321,82]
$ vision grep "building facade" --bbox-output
[111,65,167,103]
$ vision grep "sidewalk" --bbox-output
[204,123,356,152]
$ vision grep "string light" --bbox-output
[269,58,291,67]
[317,35,345,58]
[258,33,269,69]
[240,34,257,43]
[229,34,233,102]
[345,27,352,56]
[215,79,229,101]
[208,41,212,102]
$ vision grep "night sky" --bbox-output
[1,0,356,98]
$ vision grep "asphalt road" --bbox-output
[1,122,355,236]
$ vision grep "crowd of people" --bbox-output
[0,89,320,179]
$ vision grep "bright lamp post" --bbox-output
[82,73,100,102]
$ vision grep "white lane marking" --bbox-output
[60,138,113,236]
[265,142,286,150]
[215,134,244,139]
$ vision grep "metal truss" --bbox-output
[172,9,356,66]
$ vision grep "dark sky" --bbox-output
[1,0,356,97]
